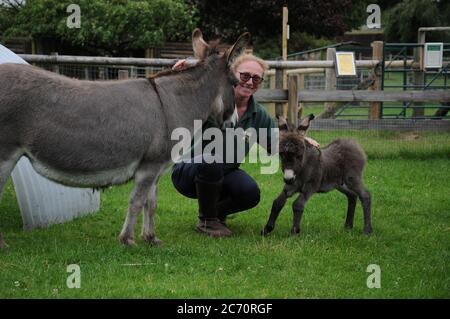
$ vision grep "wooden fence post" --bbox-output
[323,48,337,117]
[98,67,105,80]
[118,69,129,80]
[145,47,155,77]
[51,52,59,74]
[298,73,305,119]
[370,41,383,119]
[275,68,284,116]
[84,67,90,80]
[413,32,425,117]
[288,74,299,126]
[282,6,288,91]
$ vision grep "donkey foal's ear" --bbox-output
[277,115,289,132]
[226,32,251,66]
[192,28,210,60]
[297,113,315,136]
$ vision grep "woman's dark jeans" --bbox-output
[171,155,260,218]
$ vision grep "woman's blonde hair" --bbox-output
[230,53,269,75]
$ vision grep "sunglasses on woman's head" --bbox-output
[239,72,264,84]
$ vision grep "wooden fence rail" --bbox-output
[19,54,381,69]
[18,52,450,127]
[254,89,450,103]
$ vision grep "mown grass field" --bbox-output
[0,130,449,298]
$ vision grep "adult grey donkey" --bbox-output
[0,29,250,248]
[262,115,372,237]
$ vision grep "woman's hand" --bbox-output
[172,59,187,71]
[305,136,320,148]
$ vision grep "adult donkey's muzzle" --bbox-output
[221,106,238,129]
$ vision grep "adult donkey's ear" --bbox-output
[277,115,289,132]
[297,114,315,136]
[192,28,209,60]
[226,32,251,66]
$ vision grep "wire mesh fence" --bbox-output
[32,62,166,80]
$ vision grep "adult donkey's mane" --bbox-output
[148,40,223,80]
[148,56,220,94]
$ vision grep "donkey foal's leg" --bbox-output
[337,186,357,230]
[346,177,372,235]
[262,191,288,236]
[291,193,311,235]
[358,186,372,235]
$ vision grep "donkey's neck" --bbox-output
[153,59,225,135]
[298,143,323,180]
[316,146,342,183]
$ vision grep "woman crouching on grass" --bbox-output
[171,53,320,237]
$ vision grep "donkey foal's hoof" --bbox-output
[261,226,273,236]
[364,227,373,235]
[290,227,300,236]
[344,223,353,230]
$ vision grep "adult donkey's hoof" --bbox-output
[142,234,163,246]
[0,234,8,250]
[119,235,136,247]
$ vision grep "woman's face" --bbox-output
[233,60,264,99]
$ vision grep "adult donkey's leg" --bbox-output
[0,149,22,249]
[119,163,160,246]
[141,165,166,246]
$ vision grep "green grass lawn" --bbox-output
[0,131,449,298]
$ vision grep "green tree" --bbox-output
[188,0,357,42]
[0,0,198,55]
[385,0,450,42]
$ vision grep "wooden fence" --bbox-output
[254,82,450,130]
[19,47,450,131]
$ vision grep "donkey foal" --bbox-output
[262,115,372,236]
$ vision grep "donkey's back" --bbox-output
[0,63,168,187]
[321,138,367,176]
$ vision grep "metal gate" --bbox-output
[382,43,450,119]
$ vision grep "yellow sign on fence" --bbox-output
[335,52,357,77]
